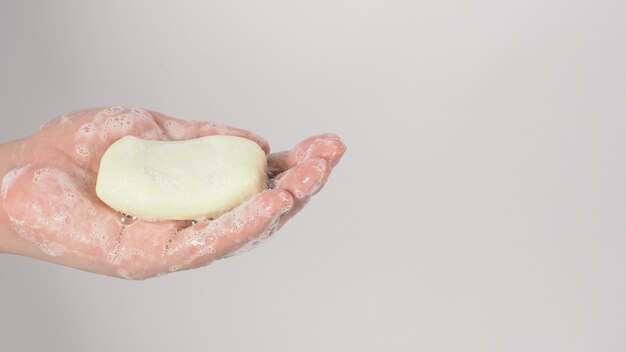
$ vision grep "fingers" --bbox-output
[266,133,346,228]
[148,110,270,154]
[159,134,346,270]
[274,158,332,228]
[275,158,330,199]
[267,133,345,175]
[161,189,293,272]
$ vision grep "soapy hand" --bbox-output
[0,107,346,279]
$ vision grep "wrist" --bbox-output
[0,139,24,254]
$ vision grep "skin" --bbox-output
[0,107,346,279]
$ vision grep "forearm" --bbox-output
[0,139,25,254]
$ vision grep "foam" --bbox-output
[4,161,122,261]
[165,192,290,267]
[161,214,234,268]
[231,216,246,233]
[118,213,138,225]
[39,241,66,257]
[74,144,90,159]
[185,233,207,247]
[168,264,182,272]
[106,226,126,264]
[91,221,107,241]
[163,120,187,140]
[73,230,93,245]
[200,122,230,135]
[295,148,306,162]
[2,163,33,199]
[7,165,99,258]
[32,167,78,193]
[278,190,291,202]
[51,213,68,226]
[103,114,134,133]
[32,167,50,183]
[139,127,164,140]
[94,107,168,143]
[115,246,144,264]
[117,268,133,280]
[12,223,66,257]
[77,122,97,139]
[128,107,153,120]
[223,215,280,258]
[181,244,216,267]
[103,107,124,116]
[315,159,327,172]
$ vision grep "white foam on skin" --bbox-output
[1,163,33,199]
[200,122,230,135]
[5,165,108,259]
[103,114,135,135]
[11,221,67,257]
[222,215,281,259]
[168,264,182,273]
[162,203,251,269]
[139,127,164,140]
[117,268,133,280]
[74,144,90,159]
[95,107,157,141]
[102,107,124,116]
[163,191,291,271]
[76,122,97,139]
[163,120,188,140]
[3,108,174,269]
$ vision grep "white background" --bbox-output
[1,1,625,351]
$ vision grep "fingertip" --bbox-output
[326,138,347,167]
[313,139,346,164]
[319,133,342,140]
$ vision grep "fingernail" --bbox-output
[326,139,347,167]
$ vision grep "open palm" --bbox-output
[1,107,345,279]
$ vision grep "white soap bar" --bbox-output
[96,135,267,220]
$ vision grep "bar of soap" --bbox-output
[95,135,267,220]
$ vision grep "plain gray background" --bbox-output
[1,0,625,351]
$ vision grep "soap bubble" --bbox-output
[119,213,138,225]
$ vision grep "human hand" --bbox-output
[0,107,346,279]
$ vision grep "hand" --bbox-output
[0,107,346,279]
